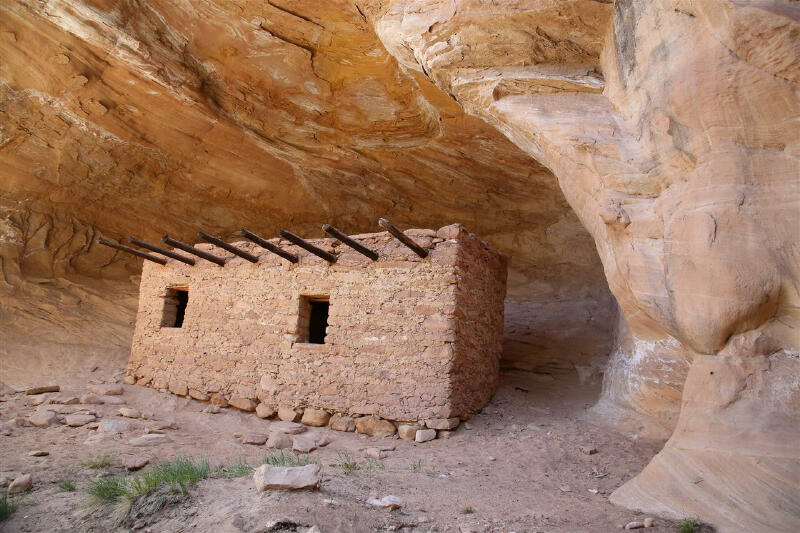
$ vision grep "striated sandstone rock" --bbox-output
[300,408,330,427]
[278,406,303,422]
[87,384,123,396]
[255,403,276,419]
[329,415,356,433]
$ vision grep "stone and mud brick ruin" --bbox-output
[126,223,507,429]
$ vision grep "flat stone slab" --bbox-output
[253,464,321,491]
[129,434,172,447]
[25,385,59,395]
[86,384,123,396]
[270,421,307,435]
[242,433,268,445]
[65,414,97,427]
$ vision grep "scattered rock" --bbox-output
[329,414,356,432]
[580,445,598,455]
[188,389,208,401]
[100,395,126,405]
[229,396,257,412]
[368,495,403,509]
[25,385,59,395]
[119,407,141,418]
[0,427,10,436]
[26,394,50,406]
[301,408,330,427]
[99,419,134,434]
[126,456,150,471]
[8,473,32,494]
[624,521,645,530]
[424,417,460,430]
[210,393,229,407]
[150,421,177,431]
[65,413,97,427]
[644,518,655,528]
[266,433,293,449]
[123,375,136,385]
[278,406,303,422]
[256,403,276,419]
[29,410,58,428]
[364,447,388,459]
[129,434,172,447]
[307,432,332,447]
[169,382,189,396]
[87,384,123,396]
[292,436,317,453]
[270,421,307,435]
[80,394,104,405]
[355,416,396,437]
[398,424,421,440]
[242,433,268,445]
[28,450,49,456]
[252,464,321,491]
[559,485,572,492]
[52,395,80,405]
[86,421,100,429]
[415,429,436,443]
[203,405,221,414]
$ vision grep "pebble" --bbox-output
[87,384,123,396]
[364,447,388,459]
[624,521,645,530]
[580,445,599,455]
[28,450,49,456]
[118,407,141,418]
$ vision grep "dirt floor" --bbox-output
[1,366,696,533]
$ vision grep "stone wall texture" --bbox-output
[127,224,507,422]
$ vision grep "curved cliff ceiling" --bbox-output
[0,0,615,379]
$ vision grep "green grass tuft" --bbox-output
[365,458,385,471]
[81,454,114,469]
[461,506,475,515]
[262,451,315,467]
[212,459,252,479]
[410,459,423,473]
[1,493,17,521]
[87,476,127,503]
[337,452,359,473]
[57,480,76,492]
[678,517,701,533]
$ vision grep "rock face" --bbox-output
[364,2,800,532]
[1,2,797,532]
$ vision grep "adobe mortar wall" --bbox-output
[127,224,507,422]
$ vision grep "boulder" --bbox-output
[8,473,32,494]
[329,414,356,432]
[252,464,321,491]
[80,394,103,405]
[255,403,276,419]
[270,421,307,435]
[292,436,317,453]
[415,429,436,443]
[118,407,141,418]
[129,434,172,447]
[65,413,97,427]
[398,424,421,440]
[300,408,330,427]
[188,389,209,401]
[25,385,59,395]
[266,433,293,449]
[423,417,460,430]
[355,416,396,437]
[29,410,58,428]
[99,418,133,434]
[229,396,257,412]
[87,384,123,396]
[242,433,268,445]
[126,456,149,471]
[278,406,302,422]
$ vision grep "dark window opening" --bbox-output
[161,287,189,328]
[299,296,330,344]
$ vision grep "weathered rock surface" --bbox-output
[25,385,59,395]
[329,415,356,433]
[300,408,330,427]
[29,410,58,428]
[129,434,172,447]
[65,413,96,427]
[252,464,321,491]
[355,416,396,437]
[8,473,32,494]
[86,384,123,396]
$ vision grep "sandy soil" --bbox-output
[1,368,693,533]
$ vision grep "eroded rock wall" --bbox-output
[363,0,800,531]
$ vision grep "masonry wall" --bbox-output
[127,225,507,422]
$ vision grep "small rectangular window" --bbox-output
[298,296,329,344]
[161,287,189,328]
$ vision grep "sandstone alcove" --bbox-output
[1,1,797,532]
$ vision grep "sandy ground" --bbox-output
[1,368,693,533]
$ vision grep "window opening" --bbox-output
[162,287,189,328]
[299,296,329,344]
